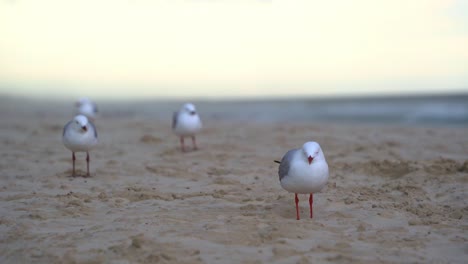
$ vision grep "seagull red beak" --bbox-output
[308,156,313,164]
[82,126,87,132]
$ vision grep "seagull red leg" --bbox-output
[86,151,90,177]
[72,152,76,177]
[180,137,185,152]
[295,193,300,220]
[191,135,198,150]
[309,193,314,218]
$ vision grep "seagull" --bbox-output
[275,141,329,220]
[172,103,202,152]
[62,115,98,177]
[75,97,98,121]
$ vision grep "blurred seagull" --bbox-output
[75,97,98,121]
[63,115,98,177]
[172,103,202,152]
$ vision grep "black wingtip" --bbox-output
[274,160,281,164]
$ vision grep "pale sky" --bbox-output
[0,0,467,99]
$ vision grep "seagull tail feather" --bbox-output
[274,160,281,164]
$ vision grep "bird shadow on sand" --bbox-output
[57,169,92,178]
[181,148,200,153]
[159,147,201,156]
[270,200,300,219]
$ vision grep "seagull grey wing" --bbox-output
[278,149,297,181]
[89,122,98,138]
[63,121,72,137]
[172,111,178,129]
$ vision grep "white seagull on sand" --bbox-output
[275,141,329,220]
[172,103,202,152]
[62,115,98,177]
[75,97,98,121]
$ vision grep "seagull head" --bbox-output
[182,103,197,116]
[73,115,89,133]
[302,141,324,165]
[76,97,92,107]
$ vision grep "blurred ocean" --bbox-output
[96,94,468,126]
[2,94,468,126]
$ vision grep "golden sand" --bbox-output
[0,103,467,263]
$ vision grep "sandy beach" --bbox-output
[0,99,467,264]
